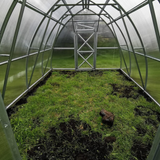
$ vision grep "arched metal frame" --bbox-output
[0,0,160,159]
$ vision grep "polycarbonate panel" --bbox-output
[89,5,102,14]
[27,0,57,13]
[96,49,120,68]
[130,5,160,59]
[30,52,43,85]
[4,58,26,106]
[104,5,120,19]
[0,4,20,54]
[92,0,106,3]
[70,6,82,14]
[31,18,49,52]
[13,7,43,58]
[130,52,144,87]
[0,64,7,94]
[115,0,145,12]
[52,49,74,68]
[121,49,130,74]
[124,17,143,49]
[52,6,67,20]
[111,22,127,47]
[42,50,52,73]
[0,124,13,160]
[101,15,110,24]
[0,0,12,29]
[116,19,132,51]
[147,58,160,103]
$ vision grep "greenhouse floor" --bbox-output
[8,70,160,160]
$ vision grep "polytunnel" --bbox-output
[0,0,160,159]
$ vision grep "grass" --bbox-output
[9,70,160,160]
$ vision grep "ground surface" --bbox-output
[8,70,160,160]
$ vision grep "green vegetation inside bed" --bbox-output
[9,70,160,160]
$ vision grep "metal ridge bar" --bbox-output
[55,3,116,6]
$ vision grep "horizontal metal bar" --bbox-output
[29,48,39,50]
[78,51,93,53]
[6,69,52,110]
[121,69,160,108]
[97,47,119,49]
[121,48,160,62]
[77,23,94,29]
[134,47,144,49]
[54,47,74,50]
[52,68,120,70]
[55,3,116,6]
[0,48,52,66]
[0,54,10,57]
[73,20,99,22]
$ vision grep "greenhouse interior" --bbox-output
[0,0,160,159]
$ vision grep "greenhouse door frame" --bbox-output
[74,22,97,70]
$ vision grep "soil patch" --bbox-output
[58,71,77,78]
[88,70,103,77]
[110,84,139,99]
[27,116,113,160]
[131,140,151,160]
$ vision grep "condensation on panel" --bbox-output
[0,0,12,29]
[4,58,26,106]
[130,5,160,59]
[147,58,160,104]
[0,4,21,54]
[13,7,43,58]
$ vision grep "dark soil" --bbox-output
[58,71,77,78]
[88,70,103,77]
[110,84,139,99]
[27,115,113,160]
[131,140,151,160]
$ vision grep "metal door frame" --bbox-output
[74,22,97,70]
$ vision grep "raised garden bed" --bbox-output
[8,70,160,160]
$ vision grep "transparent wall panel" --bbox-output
[0,94,21,160]
[52,6,67,20]
[52,49,74,68]
[0,124,13,160]
[96,49,120,68]
[0,57,9,63]
[0,0,12,29]
[130,53,144,87]
[4,58,26,106]
[130,5,160,59]
[115,0,145,12]
[13,7,43,58]
[31,18,48,51]
[147,58,160,103]
[124,17,143,49]
[0,64,7,94]
[104,5,120,19]
[121,49,130,74]
[27,0,57,13]
[27,54,41,86]
[0,4,20,54]
[42,50,52,74]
